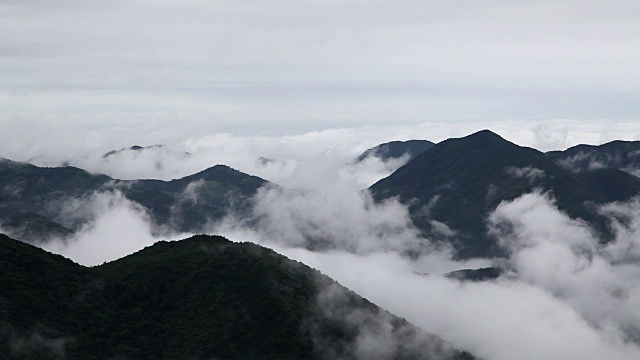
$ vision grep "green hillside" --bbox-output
[0,234,475,360]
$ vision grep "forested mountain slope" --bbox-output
[0,234,475,360]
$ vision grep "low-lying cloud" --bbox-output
[241,184,428,254]
[311,282,464,360]
[279,246,640,360]
[11,125,640,359]
[220,189,640,359]
[487,192,640,354]
[42,190,189,266]
[3,121,640,184]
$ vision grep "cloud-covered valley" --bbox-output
[3,120,640,183]
[6,125,640,359]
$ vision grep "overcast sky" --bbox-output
[2,0,640,136]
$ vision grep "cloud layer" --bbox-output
[274,192,640,360]
[7,126,640,359]
[3,121,640,185]
[41,190,189,266]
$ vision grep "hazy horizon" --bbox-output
[2,0,640,134]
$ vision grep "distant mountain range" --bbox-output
[4,130,640,260]
[5,130,640,358]
[370,130,640,258]
[547,140,640,175]
[356,140,435,163]
[0,233,475,360]
[103,145,165,158]
[0,158,267,242]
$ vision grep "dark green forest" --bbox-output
[0,234,475,360]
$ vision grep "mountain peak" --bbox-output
[470,129,500,137]
[186,164,249,180]
[431,129,540,160]
[369,130,556,258]
[103,144,164,158]
[460,129,508,144]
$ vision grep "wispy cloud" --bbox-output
[41,190,190,266]
[12,126,640,359]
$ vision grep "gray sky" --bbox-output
[2,0,640,135]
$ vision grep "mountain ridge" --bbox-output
[356,140,435,163]
[370,130,640,258]
[547,139,640,175]
[0,158,268,241]
[0,233,476,360]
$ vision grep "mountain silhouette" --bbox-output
[0,234,476,360]
[356,140,435,163]
[0,158,267,241]
[370,130,640,258]
[547,140,640,176]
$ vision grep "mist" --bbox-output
[2,120,640,184]
[41,190,190,266]
[6,125,640,359]
[224,191,640,360]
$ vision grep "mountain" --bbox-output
[123,165,268,233]
[103,144,191,159]
[0,234,476,360]
[369,130,640,259]
[0,158,267,242]
[445,267,502,282]
[0,158,111,241]
[356,140,435,163]
[103,145,165,158]
[547,140,640,176]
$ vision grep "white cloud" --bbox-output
[213,187,640,360]
[8,125,640,359]
[3,1,640,355]
[505,166,545,182]
[488,192,640,346]
[276,246,640,360]
[42,190,190,266]
[3,121,640,185]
